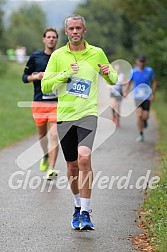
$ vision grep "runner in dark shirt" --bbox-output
[22,28,59,179]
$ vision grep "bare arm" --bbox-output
[150,78,157,102]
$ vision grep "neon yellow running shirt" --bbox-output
[42,41,118,121]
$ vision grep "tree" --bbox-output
[60,0,167,94]
[0,0,5,50]
[112,0,167,93]
[60,0,122,61]
[4,2,47,54]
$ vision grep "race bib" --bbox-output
[66,77,91,98]
[136,88,146,98]
[134,84,151,100]
[42,90,58,100]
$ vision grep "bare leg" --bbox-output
[66,148,93,199]
[115,100,121,127]
[67,160,79,195]
[143,110,149,121]
[111,98,121,127]
[37,124,48,156]
[78,146,93,198]
[69,147,94,227]
[111,97,117,121]
[48,122,59,168]
[136,107,144,133]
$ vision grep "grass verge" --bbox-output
[0,60,36,149]
[142,92,167,251]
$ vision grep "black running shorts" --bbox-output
[135,99,150,111]
[57,116,98,162]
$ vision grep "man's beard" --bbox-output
[69,35,83,45]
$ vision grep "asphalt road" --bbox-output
[0,82,158,252]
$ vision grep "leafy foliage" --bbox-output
[112,0,167,95]
[3,2,47,54]
[60,0,122,61]
[60,0,167,95]
[0,0,5,49]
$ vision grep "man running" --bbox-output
[22,28,59,179]
[42,15,117,230]
[125,55,157,142]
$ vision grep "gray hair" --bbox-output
[64,14,86,28]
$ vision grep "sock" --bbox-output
[48,167,55,171]
[81,198,90,213]
[73,193,81,208]
[140,131,143,135]
[48,167,57,170]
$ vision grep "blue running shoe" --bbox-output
[71,207,81,230]
[79,211,94,230]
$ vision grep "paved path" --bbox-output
[0,81,158,252]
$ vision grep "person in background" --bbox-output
[6,48,15,61]
[125,55,157,142]
[22,28,59,179]
[15,46,26,63]
[110,64,124,127]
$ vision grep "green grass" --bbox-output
[143,92,167,251]
[0,60,36,149]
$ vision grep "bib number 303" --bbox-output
[66,77,92,98]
